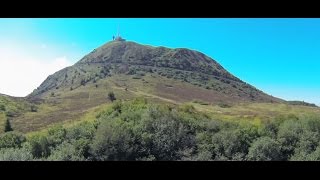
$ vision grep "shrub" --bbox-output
[0,147,33,161]
[0,132,26,149]
[306,146,320,160]
[261,121,278,138]
[143,106,196,160]
[178,104,196,114]
[90,120,140,160]
[212,130,247,160]
[247,137,282,161]
[0,104,5,111]
[90,100,196,161]
[277,119,304,160]
[218,103,231,108]
[107,92,116,102]
[30,104,38,112]
[66,122,96,141]
[192,100,209,105]
[132,75,141,79]
[28,135,50,158]
[47,141,86,161]
[5,110,16,118]
[81,79,86,86]
[290,131,320,160]
[47,126,66,147]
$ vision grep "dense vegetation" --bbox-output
[0,98,319,161]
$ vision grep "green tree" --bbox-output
[4,119,13,132]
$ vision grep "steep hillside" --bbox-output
[28,40,281,104]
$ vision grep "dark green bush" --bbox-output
[0,104,5,111]
[107,92,116,102]
[0,132,26,149]
[28,135,50,158]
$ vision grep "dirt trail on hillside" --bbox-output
[112,86,179,105]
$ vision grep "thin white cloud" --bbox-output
[0,45,72,97]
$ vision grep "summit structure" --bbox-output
[113,25,126,41]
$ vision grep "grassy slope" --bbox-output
[192,102,320,126]
[0,112,5,133]
[0,95,34,133]
[5,73,319,134]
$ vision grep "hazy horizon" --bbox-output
[0,18,319,105]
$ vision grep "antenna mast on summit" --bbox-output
[114,23,125,41]
[117,24,120,38]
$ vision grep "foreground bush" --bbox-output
[0,147,33,161]
[247,137,282,161]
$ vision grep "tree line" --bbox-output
[0,98,320,161]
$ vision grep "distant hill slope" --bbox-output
[287,101,318,107]
[28,40,282,104]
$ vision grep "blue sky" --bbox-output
[0,18,319,105]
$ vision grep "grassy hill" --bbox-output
[28,41,282,103]
[0,40,317,134]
